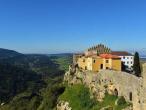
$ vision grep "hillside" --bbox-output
[0,48,131,110]
[58,66,133,110]
[0,48,22,59]
[59,84,130,110]
[0,48,72,110]
[0,54,61,76]
[0,64,43,103]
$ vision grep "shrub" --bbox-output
[59,84,96,110]
[117,96,126,105]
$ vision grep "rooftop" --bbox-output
[100,54,120,59]
[111,51,133,56]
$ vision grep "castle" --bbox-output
[60,44,146,110]
[73,44,134,72]
[57,44,146,110]
[62,63,146,110]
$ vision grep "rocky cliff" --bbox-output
[57,64,146,110]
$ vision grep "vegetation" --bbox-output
[0,48,132,110]
[133,52,141,77]
[0,48,72,110]
[59,84,130,110]
[0,64,43,103]
[117,96,126,105]
[0,48,22,59]
[0,54,61,75]
[50,54,72,71]
[37,79,65,110]
[59,84,95,110]
[0,76,65,110]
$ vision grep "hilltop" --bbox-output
[0,48,22,59]
[57,62,146,110]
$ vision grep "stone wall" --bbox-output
[94,70,142,110]
[63,64,146,110]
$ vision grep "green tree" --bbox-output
[133,52,141,77]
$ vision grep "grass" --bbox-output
[93,94,131,110]
[51,56,72,71]
[59,84,131,110]
[59,84,95,110]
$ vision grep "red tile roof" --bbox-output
[100,54,120,59]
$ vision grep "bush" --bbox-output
[117,96,126,105]
[104,106,113,110]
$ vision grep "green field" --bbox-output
[50,55,73,72]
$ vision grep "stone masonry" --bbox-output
[63,63,146,110]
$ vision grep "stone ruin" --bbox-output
[62,63,146,110]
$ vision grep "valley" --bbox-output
[0,48,72,110]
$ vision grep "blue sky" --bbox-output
[0,0,146,54]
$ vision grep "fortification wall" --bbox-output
[95,70,143,110]
[64,64,146,110]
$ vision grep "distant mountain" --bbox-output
[0,48,72,75]
[0,48,22,59]
[0,54,62,76]
[141,55,146,58]
[47,53,73,57]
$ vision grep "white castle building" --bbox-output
[112,51,134,71]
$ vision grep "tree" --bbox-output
[121,62,126,71]
[133,52,141,77]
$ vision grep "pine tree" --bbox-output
[133,52,141,77]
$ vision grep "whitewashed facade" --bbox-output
[112,51,134,71]
[120,55,134,70]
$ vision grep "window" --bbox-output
[106,67,109,69]
[131,61,133,64]
[129,92,132,101]
[93,60,96,63]
[131,57,133,59]
[127,61,129,64]
[85,66,87,70]
[106,60,109,63]
[123,56,125,59]
[83,59,85,62]
[100,64,103,69]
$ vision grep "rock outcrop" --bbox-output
[57,101,72,110]
[62,63,146,110]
